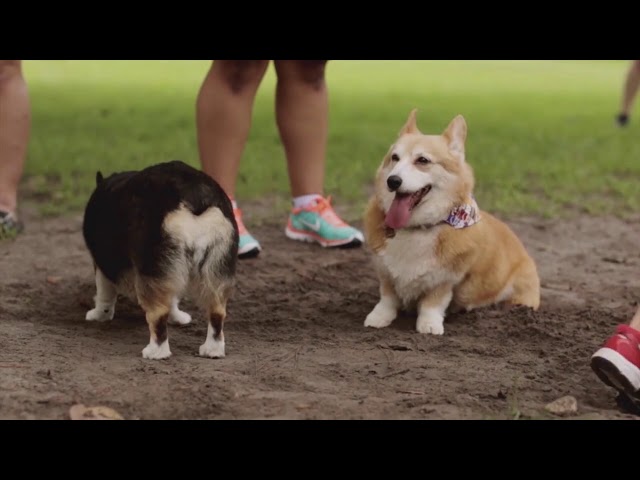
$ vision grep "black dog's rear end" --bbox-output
[82,160,239,360]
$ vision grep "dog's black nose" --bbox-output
[387,175,402,191]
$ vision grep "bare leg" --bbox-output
[617,60,640,126]
[275,60,364,247]
[85,268,117,321]
[0,60,30,224]
[273,60,328,197]
[196,60,270,198]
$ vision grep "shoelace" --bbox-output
[309,196,347,227]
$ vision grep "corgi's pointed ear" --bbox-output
[398,108,420,136]
[443,115,467,160]
[96,171,104,186]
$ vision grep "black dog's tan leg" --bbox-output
[142,307,171,360]
[136,278,173,360]
[199,284,232,359]
[86,268,117,322]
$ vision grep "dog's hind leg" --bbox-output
[86,268,117,322]
[136,277,174,360]
[168,297,192,326]
[507,260,540,311]
[199,282,233,359]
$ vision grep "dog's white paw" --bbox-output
[142,341,172,360]
[169,309,192,326]
[364,302,397,329]
[85,306,115,322]
[199,338,225,359]
[416,310,445,335]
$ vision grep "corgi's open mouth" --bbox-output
[396,185,432,211]
[385,185,432,230]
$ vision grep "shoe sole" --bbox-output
[284,226,363,248]
[591,347,640,399]
[615,391,640,415]
[238,240,261,259]
[238,247,260,259]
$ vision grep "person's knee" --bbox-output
[0,60,22,86]
[276,60,328,91]
[216,60,269,94]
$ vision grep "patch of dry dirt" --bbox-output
[1,206,639,420]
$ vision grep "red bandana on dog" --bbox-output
[444,196,481,229]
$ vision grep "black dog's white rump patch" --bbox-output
[82,160,239,360]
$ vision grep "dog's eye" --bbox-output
[416,156,431,165]
[391,154,400,162]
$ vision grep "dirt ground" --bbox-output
[1,203,639,420]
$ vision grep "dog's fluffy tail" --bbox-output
[162,202,238,306]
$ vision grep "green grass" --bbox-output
[21,60,640,218]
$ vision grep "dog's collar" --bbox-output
[444,196,482,229]
[386,196,481,236]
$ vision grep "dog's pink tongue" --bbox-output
[385,195,413,230]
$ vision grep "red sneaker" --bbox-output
[591,325,640,398]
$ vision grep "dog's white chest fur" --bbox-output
[376,227,460,308]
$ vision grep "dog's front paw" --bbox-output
[169,309,192,326]
[416,310,445,335]
[199,338,225,359]
[85,306,115,322]
[142,341,172,360]
[364,302,397,329]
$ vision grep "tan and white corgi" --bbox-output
[363,109,540,335]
